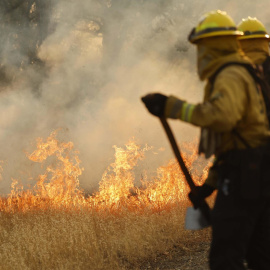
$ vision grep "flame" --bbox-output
[0,131,211,213]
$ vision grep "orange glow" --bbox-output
[0,131,211,213]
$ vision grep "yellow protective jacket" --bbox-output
[164,37,270,187]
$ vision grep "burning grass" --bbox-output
[0,131,212,269]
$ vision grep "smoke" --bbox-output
[0,0,269,194]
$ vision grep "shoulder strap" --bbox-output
[209,62,270,149]
[246,63,270,123]
[210,61,270,115]
[209,62,243,86]
[262,55,270,86]
[209,61,257,86]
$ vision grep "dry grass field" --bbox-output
[0,203,211,270]
[0,132,212,270]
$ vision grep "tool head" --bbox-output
[185,206,211,230]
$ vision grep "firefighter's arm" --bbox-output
[165,70,248,132]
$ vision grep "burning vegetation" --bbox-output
[0,130,210,213]
[0,131,212,269]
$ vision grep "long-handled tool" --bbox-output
[159,117,211,230]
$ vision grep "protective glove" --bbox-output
[141,93,168,117]
[188,184,215,209]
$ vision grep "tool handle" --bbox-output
[159,117,211,223]
[160,117,196,192]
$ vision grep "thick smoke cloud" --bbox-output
[0,0,269,194]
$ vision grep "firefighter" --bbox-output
[238,17,270,87]
[141,10,270,269]
[237,17,270,269]
[238,17,269,64]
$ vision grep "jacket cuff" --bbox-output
[165,95,195,123]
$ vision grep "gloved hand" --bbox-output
[141,93,168,117]
[188,184,215,209]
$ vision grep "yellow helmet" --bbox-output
[188,10,243,44]
[237,17,269,40]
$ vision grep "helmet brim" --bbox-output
[238,34,270,40]
[189,30,243,44]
